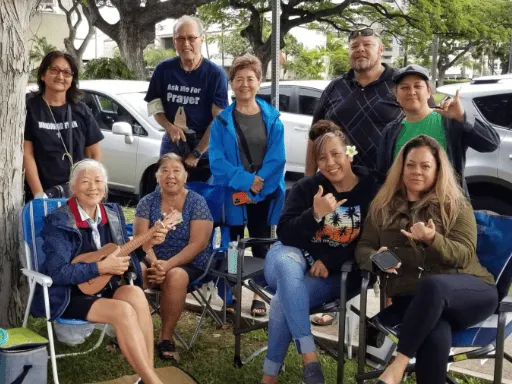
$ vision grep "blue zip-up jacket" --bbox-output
[31,203,143,321]
[209,98,286,226]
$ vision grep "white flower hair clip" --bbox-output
[346,145,358,159]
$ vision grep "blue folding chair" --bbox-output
[145,182,228,350]
[355,211,512,384]
[19,198,109,384]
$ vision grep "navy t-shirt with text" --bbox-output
[144,57,229,136]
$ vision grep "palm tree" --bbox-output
[29,36,56,67]
[344,207,360,240]
[338,226,348,239]
[331,211,341,227]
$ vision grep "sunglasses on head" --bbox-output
[348,28,379,41]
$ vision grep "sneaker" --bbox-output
[303,362,325,384]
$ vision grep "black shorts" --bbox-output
[180,264,204,282]
[61,284,117,321]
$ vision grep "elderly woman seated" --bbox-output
[134,153,214,362]
[32,159,169,384]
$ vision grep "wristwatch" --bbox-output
[192,149,202,159]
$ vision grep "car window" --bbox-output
[257,86,292,113]
[92,94,136,132]
[298,87,321,116]
[473,93,512,129]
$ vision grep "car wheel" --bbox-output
[140,165,157,199]
[470,194,512,216]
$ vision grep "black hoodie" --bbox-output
[277,166,379,273]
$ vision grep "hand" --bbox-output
[374,247,402,274]
[147,259,167,284]
[401,219,436,245]
[98,246,130,275]
[166,123,187,143]
[34,191,48,199]
[184,153,200,167]
[246,197,256,204]
[433,89,465,122]
[251,176,264,194]
[312,185,347,220]
[310,260,329,278]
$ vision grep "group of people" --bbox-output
[24,14,501,384]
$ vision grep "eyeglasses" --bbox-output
[175,35,200,44]
[48,67,74,78]
[348,28,379,41]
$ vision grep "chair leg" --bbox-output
[337,271,348,384]
[23,279,37,328]
[446,375,458,384]
[494,311,507,384]
[46,320,60,384]
[357,274,370,376]
[504,351,512,364]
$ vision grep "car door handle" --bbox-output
[293,127,308,132]
[509,154,512,159]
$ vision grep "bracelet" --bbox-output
[192,149,202,159]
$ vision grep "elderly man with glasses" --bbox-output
[305,28,402,178]
[145,15,228,182]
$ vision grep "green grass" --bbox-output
[27,313,486,384]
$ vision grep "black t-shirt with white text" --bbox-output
[24,94,104,190]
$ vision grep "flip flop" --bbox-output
[311,312,339,326]
[157,339,180,362]
[251,299,267,317]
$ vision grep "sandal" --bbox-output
[157,339,180,362]
[311,312,339,326]
[251,299,267,317]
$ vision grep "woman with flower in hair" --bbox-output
[261,120,379,384]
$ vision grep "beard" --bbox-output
[351,56,380,73]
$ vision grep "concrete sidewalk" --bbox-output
[185,284,512,383]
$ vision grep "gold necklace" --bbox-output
[180,56,203,74]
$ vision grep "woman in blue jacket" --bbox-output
[32,159,170,384]
[209,54,286,316]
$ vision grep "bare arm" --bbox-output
[154,112,186,142]
[23,140,44,195]
[194,104,224,154]
[133,216,158,265]
[305,139,317,176]
[85,142,102,161]
[165,220,213,270]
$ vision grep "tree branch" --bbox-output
[138,0,212,28]
[83,0,119,41]
[439,41,476,72]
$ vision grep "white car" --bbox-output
[256,80,330,174]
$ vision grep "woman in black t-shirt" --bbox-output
[24,51,103,200]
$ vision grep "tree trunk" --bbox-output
[0,0,39,328]
[437,70,445,87]
[117,28,149,80]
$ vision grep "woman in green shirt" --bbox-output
[376,64,499,195]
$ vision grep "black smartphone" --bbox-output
[371,250,401,272]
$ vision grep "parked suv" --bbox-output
[438,74,512,215]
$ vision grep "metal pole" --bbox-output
[271,0,281,109]
[431,35,439,93]
[508,33,512,74]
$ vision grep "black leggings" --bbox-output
[379,274,498,384]
[229,199,272,259]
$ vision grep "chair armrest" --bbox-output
[499,295,512,313]
[238,238,278,248]
[341,260,358,273]
[21,268,53,287]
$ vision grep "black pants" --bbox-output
[379,274,498,384]
[229,199,272,260]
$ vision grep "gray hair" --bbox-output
[155,153,187,179]
[173,15,204,38]
[69,159,108,195]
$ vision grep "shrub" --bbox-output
[83,57,136,80]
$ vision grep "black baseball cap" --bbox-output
[393,64,430,84]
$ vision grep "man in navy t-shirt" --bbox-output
[145,15,229,181]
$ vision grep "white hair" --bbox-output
[173,15,204,37]
[69,159,108,195]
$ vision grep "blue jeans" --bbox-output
[263,242,362,376]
